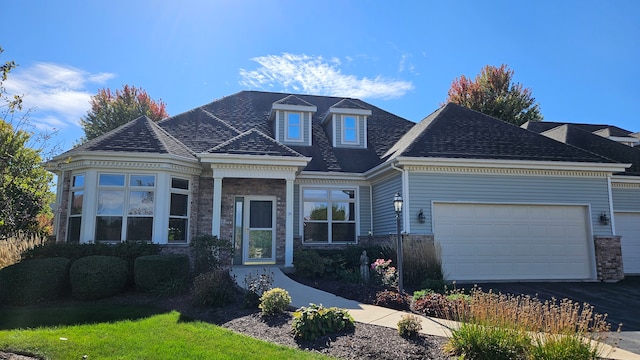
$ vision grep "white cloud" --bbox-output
[4,62,115,130]
[239,53,413,99]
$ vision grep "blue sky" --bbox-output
[3,0,639,154]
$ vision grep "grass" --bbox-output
[0,305,332,360]
[444,287,619,360]
[0,233,47,269]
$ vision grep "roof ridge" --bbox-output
[209,128,304,157]
[200,108,242,135]
[146,118,197,157]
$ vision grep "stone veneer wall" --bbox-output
[217,178,286,265]
[593,235,624,282]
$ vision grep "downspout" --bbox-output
[607,174,616,235]
[391,162,410,233]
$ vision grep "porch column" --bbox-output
[212,177,223,237]
[285,179,294,267]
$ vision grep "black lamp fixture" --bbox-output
[599,212,610,225]
[417,208,426,223]
[393,192,404,295]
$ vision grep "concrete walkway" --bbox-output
[230,266,640,360]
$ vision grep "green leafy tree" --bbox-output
[0,47,54,238]
[80,85,168,141]
[445,64,543,125]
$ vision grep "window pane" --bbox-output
[332,202,354,221]
[130,175,155,187]
[332,223,356,242]
[127,217,153,241]
[344,116,356,129]
[287,113,301,139]
[331,189,355,200]
[168,218,188,242]
[70,191,83,215]
[171,178,189,190]
[129,191,154,215]
[97,190,124,215]
[249,201,272,228]
[303,222,328,243]
[99,174,125,186]
[95,216,122,241]
[248,230,272,259]
[72,175,84,187]
[303,189,327,199]
[345,129,357,142]
[288,112,300,125]
[304,202,327,220]
[170,193,188,216]
[67,217,81,243]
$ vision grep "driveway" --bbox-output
[462,276,640,355]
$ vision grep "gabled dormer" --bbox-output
[271,95,316,146]
[322,99,372,149]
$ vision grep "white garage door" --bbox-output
[616,212,640,274]
[433,203,593,281]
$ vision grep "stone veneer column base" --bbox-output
[593,235,624,282]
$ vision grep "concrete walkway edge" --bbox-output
[230,266,640,360]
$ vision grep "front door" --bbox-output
[243,197,276,264]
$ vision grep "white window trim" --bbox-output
[285,111,304,143]
[67,173,85,243]
[168,176,191,243]
[300,185,359,244]
[341,115,360,145]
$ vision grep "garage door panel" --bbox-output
[616,212,640,274]
[434,203,592,281]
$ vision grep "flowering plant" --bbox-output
[371,259,397,288]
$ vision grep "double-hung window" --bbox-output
[286,112,302,142]
[95,173,155,242]
[303,188,356,244]
[168,177,190,243]
[342,115,358,144]
[67,174,85,243]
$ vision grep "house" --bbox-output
[522,121,640,276]
[47,91,633,282]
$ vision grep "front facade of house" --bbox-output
[47,91,635,281]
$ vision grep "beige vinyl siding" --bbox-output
[612,187,640,211]
[359,185,372,235]
[407,172,612,237]
[371,173,402,235]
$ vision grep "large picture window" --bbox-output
[95,173,155,242]
[303,187,356,244]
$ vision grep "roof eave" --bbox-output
[198,153,312,168]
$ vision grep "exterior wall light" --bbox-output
[417,208,426,223]
[599,212,610,225]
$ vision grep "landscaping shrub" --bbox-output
[259,288,291,316]
[530,334,599,360]
[192,269,237,307]
[293,249,324,278]
[445,322,530,360]
[402,238,443,287]
[0,257,70,305]
[419,278,449,294]
[70,255,128,300]
[370,258,397,288]
[243,268,274,308]
[397,314,422,338]
[190,234,232,276]
[134,254,189,293]
[411,292,452,318]
[292,304,355,340]
[0,232,47,269]
[374,289,410,311]
[293,246,388,280]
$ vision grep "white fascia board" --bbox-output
[272,104,317,112]
[199,153,312,168]
[394,156,631,173]
[611,175,640,185]
[46,152,201,172]
[297,171,368,182]
[329,108,372,116]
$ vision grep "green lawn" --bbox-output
[0,305,331,360]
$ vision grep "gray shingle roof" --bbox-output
[207,128,304,157]
[62,116,195,159]
[386,103,616,163]
[523,121,633,138]
[274,95,315,107]
[158,108,241,153]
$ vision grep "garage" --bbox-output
[433,203,593,281]
[615,212,640,274]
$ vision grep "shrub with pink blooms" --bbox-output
[370,258,397,288]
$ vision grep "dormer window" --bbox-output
[342,115,358,144]
[286,112,303,142]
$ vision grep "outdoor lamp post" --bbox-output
[393,192,404,294]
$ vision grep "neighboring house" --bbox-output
[47,91,632,282]
[523,121,640,276]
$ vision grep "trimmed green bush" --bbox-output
[70,255,128,300]
[192,270,237,307]
[190,235,232,276]
[259,288,291,316]
[0,257,70,305]
[134,254,189,293]
[292,304,355,340]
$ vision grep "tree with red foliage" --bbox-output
[79,85,168,141]
[445,64,543,125]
